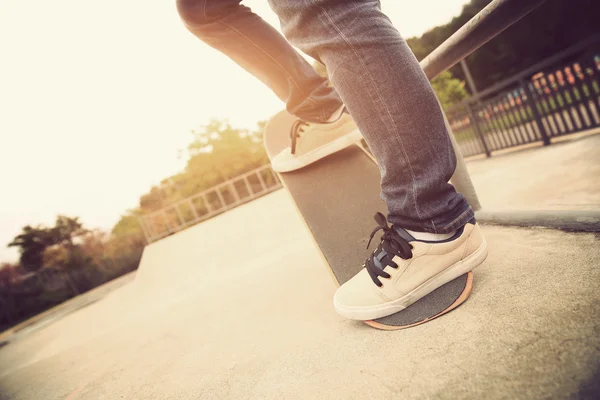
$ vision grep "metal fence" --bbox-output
[448,37,600,157]
[140,164,282,243]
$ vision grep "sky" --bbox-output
[0,0,469,263]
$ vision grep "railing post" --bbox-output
[202,194,213,213]
[269,168,281,187]
[466,102,491,157]
[521,80,551,145]
[215,188,227,210]
[138,217,152,244]
[163,211,174,234]
[174,205,185,227]
[243,176,254,196]
[256,169,267,192]
[460,59,479,95]
[229,182,241,203]
[188,198,199,219]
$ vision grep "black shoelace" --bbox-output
[290,120,308,155]
[290,107,348,154]
[365,212,413,287]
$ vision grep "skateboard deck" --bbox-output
[264,110,473,330]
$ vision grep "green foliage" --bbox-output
[53,215,87,246]
[431,71,469,110]
[112,209,143,238]
[136,119,268,214]
[184,119,267,190]
[7,226,53,272]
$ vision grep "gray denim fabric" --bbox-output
[176,0,474,233]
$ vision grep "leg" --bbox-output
[269,0,474,233]
[176,0,343,123]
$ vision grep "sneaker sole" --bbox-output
[272,128,363,172]
[334,237,488,321]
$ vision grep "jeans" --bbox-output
[176,0,475,234]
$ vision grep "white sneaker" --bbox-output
[271,111,362,172]
[334,213,487,321]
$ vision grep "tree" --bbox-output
[431,71,469,110]
[41,245,71,271]
[52,216,87,247]
[112,209,143,238]
[8,216,88,272]
[0,263,20,289]
[8,225,55,272]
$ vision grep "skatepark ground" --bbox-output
[1,133,599,399]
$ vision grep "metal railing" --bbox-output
[139,0,599,244]
[421,0,599,232]
[447,38,600,157]
[421,0,548,81]
[139,164,282,243]
[417,0,553,214]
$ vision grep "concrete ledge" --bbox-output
[476,209,600,232]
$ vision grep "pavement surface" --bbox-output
[467,132,600,211]
[1,134,599,399]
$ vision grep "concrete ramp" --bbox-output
[1,189,599,399]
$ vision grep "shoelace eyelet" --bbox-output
[365,212,414,286]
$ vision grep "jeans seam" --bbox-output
[215,20,319,107]
[310,1,424,222]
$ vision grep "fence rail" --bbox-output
[448,37,600,157]
[140,164,282,243]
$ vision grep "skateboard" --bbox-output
[264,110,473,330]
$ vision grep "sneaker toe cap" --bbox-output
[334,269,386,308]
[271,148,296,172]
